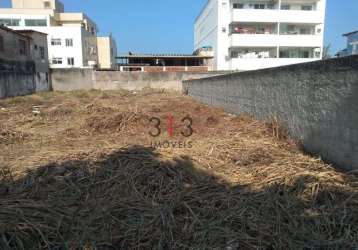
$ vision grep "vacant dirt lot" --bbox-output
[0,90,357,249]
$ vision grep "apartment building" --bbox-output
[195,0,327,71]
[0,0,117,69]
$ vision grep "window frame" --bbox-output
[52,57,63,65]
[51,38,62,46]
[65,38,73,47]
[301,5,313,11]
[67,57,75,66]
[0,18,21,26]
[25,19,47,27]
[233,3,244,9]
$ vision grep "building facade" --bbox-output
[195,0,327,71]
[17,29,50,91]
[337,31,358,57]
[0,0,116,69]
[97,35,117,69]
[0,26,50,97]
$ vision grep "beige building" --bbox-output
[97,35,117,69]
[0,0,117,69]
[11,0,64,12]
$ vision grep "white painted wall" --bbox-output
[195,0,327,71]
[194,0,219,69]
[0,13,97,68]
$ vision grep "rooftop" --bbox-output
[343,30,358,37]
[0,25,32,39]
[117,53,213,59]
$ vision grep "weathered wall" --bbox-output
[183,55,358,170]
[93,71,221,91]
[51,69,94,91]
[51,69,222,92]
[0,59,36,99]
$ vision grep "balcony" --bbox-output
[228,47,322,71]
[230,34,322,47]
[231,9,324,24]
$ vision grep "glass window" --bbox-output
[254,4,265,9]
[231,51,239,58]
[65,39,73,47]
[233,3,244,9]
[301,5,313,11]
[44,1,51,8]
[281,5,290,10]
[51,39,61,46]
[52,58,63,64]
[0,18,20,26]
[67,57,75,66]
[25,19,47,26]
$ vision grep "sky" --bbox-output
[0,0,357,55]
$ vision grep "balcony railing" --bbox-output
[230,34,322,47]
[231,9,324,24]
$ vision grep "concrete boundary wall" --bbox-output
[0,59,36,99]
[183,55,358,170]
[51,69,223,92]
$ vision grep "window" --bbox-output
[91,27,95,35]
[44,1,51,8]
[65,39,73,47]
[40,47,45,59]
[0,18,20,26]
[233,3,244,9]
[19,39,27,55]
[301,5,313,11]
[34,44,38,50]
[67,57,75,66]
[52,58,63,64]
[25,19,47,26]
[302,51,310,58]
[231,51,239,58]
[281,5,290,10]
[300,28,311,35]
[46,73,49,83]
[51,38,61,46]
[254,4,265,9]
[0,35,4,51]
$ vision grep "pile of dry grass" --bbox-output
[0,145,357,249]
[1,90,358,249]
[0,125,29,145]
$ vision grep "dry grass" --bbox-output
[0,89,357,249]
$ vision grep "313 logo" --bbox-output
[148,114,194,149]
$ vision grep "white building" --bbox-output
[195,0,326,71]
[0,0,116,69]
